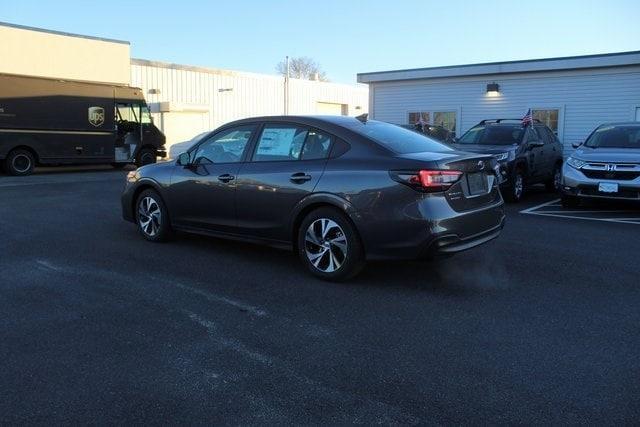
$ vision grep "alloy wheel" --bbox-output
[304,218,348,273]
[138,196,162,237]
[553,168,561,190]
[514,174,524,199]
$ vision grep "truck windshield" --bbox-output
[117,104,139,123]
[584,125,640,149]
[458,125,524,145]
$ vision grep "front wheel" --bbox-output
[136,148,156,167]
[546,164,562,192]
[504,170,525,202]
[297,207,365,281]
[135,189,172,242]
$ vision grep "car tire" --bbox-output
[297,207,365,281]
[135,189,173,242]
[561,195,580,208]
[136,148,156,167]
[545,164,562,192]
[4,149,35,176]
[504,169,525,202]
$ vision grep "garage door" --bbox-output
[317,102,346,115]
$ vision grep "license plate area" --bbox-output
[598,182,619,193]
[466,172,488,196]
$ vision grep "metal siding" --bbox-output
[130,62,368,148]
[369,66,640,156]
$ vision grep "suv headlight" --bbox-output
[566,157,587,169]
[494,152,509,161]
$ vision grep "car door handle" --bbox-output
[218,174,235,183]
[290,172,312,183]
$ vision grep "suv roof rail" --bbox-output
[477,118,542,125]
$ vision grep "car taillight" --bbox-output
[392,170,463,192]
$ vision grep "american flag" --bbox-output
[522,109,533,126]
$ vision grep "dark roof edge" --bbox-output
[0,21,130,45]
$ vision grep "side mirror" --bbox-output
[177,152,191,166]
[571,141,582,149]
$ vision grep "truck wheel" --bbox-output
[5,149,35,176]
[136,148,156,167]
[297,207,365,281]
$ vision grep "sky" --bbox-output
[2,0,639,84]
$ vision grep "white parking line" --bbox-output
[519,199,561,214]
[520,198,640,225]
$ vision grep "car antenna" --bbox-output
[356,113,368,123]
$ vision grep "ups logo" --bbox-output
[88,106,105,127]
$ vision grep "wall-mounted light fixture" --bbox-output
[355,106,362,110]
[148,88,161,95]
[486,82,500,96]
[218,88,234,93]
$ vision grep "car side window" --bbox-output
[301,129,332,160]
[525,127,541,143]
[536,126,552,144]
[193,125,256,164]
[253,125,308,162]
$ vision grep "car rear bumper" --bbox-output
[361,193,506,260]
[562,164,640,201]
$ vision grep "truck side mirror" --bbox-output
[177,152,190,166]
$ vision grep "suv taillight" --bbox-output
[392,170,463,192]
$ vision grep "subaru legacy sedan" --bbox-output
[562,123,640,207]
[122,116,505,280]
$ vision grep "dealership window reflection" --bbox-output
[532,109,559,134]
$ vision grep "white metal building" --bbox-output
[0,21,368,153]
[358,51,640,155]
[130,59,368,150]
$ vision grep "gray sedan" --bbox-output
[562,122,640,207]
[122,115,505,281]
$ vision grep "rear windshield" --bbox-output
[584,125,640,149]
[458,125,524,145]
[352,121,453,154]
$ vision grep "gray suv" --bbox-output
[562,122,640,207]
[122,116,505,281]
[452,120,564,202]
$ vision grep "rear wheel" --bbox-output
[504,169,525,202]
[135,189,172,242]
[297,207,365,281]
[4,149,35,176]
[136,148,156,167]
[546,164,562,192]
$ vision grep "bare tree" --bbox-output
[276,57,328,81]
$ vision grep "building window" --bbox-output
[532,109,559,134]
[433,111,457,133]
[408,112,430,125]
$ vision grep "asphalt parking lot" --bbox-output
[1,167,639,424]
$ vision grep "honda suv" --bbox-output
[452,119,564,202]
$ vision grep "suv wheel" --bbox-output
[546,164,562,192]
[297,207,365,281]
[136,189,172,242]
[5,149,35,176]
[505,170,525,202]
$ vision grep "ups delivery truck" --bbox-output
[0,73,166,176]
